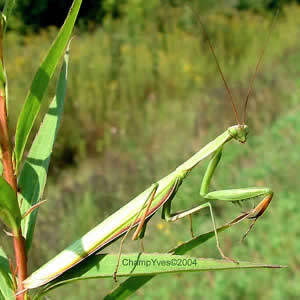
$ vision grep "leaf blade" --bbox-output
[19,41,71,252]
[13,0,81,172]
[0,176,20,231]
[28,215,284,298]
[3,0,15,26]
[36,253,283,297]
[105,214,282,299]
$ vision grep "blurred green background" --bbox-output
[2,0,300,299]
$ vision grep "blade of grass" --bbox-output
[18,41,71,253]
[13,0,81,173]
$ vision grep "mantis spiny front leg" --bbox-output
[160,145,273,263]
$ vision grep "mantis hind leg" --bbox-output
[113,183,158,281]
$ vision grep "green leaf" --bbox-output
[2,0,15,32]
[0,60,6,90]
[0,11,7,92]
[0,247,14,300]
[105,214,284,300]
[3,1,15,19]
[0,176,20,231]
[13,0,82,172]
[36,253,283,298]
[32,215,284,299]
[19,41,71,253]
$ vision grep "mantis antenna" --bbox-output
[188,6,241,125]
[243,8,280,124]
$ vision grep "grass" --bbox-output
[2,3,300,299]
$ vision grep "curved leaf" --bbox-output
[19,41,71,253]
[0,176,20,231]
[13,0,82,172]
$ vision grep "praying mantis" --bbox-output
[23,10,276,290]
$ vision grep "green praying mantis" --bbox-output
[23,11,276,290]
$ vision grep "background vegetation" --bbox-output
[1,0,299,299]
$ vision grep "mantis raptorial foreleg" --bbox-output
[199,146,273,243]
[160,148,235,262]
[199,148,273,239]
[161,145,273,262]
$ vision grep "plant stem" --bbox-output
[0,95,16,189]
[13,231,27,300]
[0,89,27,299]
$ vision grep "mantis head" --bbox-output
[228,125,249,144]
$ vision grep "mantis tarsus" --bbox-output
[23,10,276,290]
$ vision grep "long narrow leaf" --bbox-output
[13,0,81,172]
[104,213,282,300]
[0,176,20,231]
[31,214,284,299]
[0,247,14,300]
[26,214,246,291]
[36,254,283,298]
[19,42,71,252]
